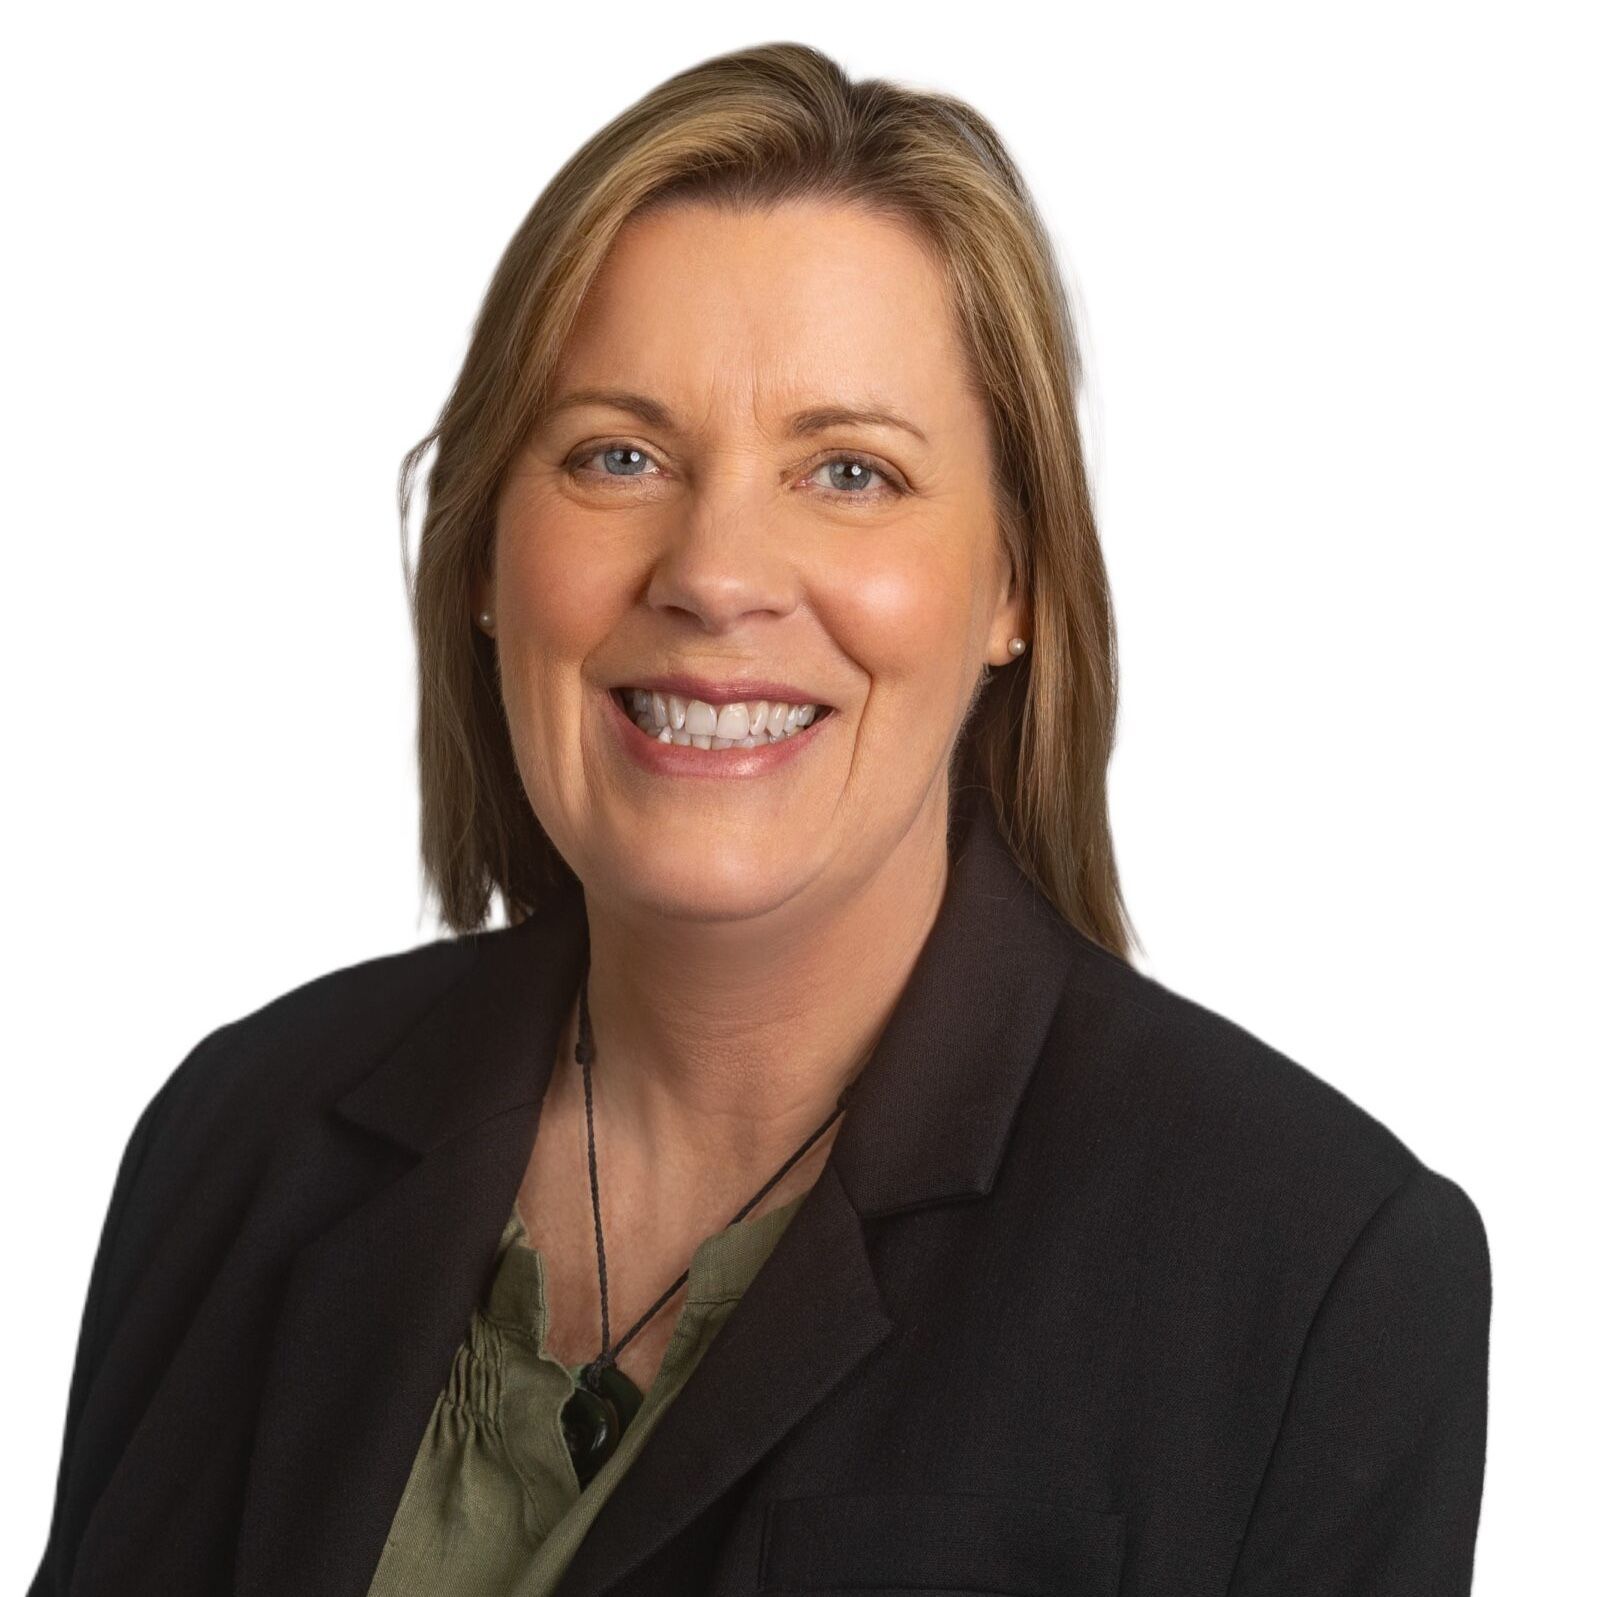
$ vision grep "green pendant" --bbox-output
[561,1362,646,1485]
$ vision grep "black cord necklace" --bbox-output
[557,954,859,1486]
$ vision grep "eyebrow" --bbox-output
[540,386,930,446]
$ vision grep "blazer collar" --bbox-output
[331,781,1086,1217]
[234,783,1090,1597]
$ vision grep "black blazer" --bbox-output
[30,789,1491,1597]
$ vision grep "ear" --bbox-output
[983,546,1030,669]
[470,570,496,634]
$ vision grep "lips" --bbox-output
[602,680,832,773]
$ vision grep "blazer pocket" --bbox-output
[758,1490,1125,1596]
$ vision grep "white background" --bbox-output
[4,2,1593,1589]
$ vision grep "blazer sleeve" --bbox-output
[1226,1161,1493,1597]
[27,1024,235,1597]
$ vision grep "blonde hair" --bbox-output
[401,42,1136,960]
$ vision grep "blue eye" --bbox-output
[813,457,892,495]
[565,442,905,500]
[593,445,654,478]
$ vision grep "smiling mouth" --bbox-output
[610,687,834,748]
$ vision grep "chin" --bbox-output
[602,852,812,925]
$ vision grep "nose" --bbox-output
[642,478,800,634]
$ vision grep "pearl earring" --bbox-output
[477,611,493,631]
[1007,637,1027,656]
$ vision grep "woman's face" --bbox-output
[482,198,1026,924]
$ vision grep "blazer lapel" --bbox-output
[234,784,1085,1597]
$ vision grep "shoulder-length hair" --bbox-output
[402,42,1136,960]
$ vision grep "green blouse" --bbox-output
[364,1192,805,1596]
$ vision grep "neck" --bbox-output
[559,789,953,1212]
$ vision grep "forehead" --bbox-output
[551,198,977,431]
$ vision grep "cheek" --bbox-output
[499,510,621,662]
[490,502,632,809]
[820,545,976,706]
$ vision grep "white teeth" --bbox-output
[620,688,824,748]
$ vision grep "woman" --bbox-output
[30,42,1491,1597]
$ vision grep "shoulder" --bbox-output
[135,931,480,1170]
[63,931,490,1402]
[203,928,476,1068]
[1030,927,1488,1283]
